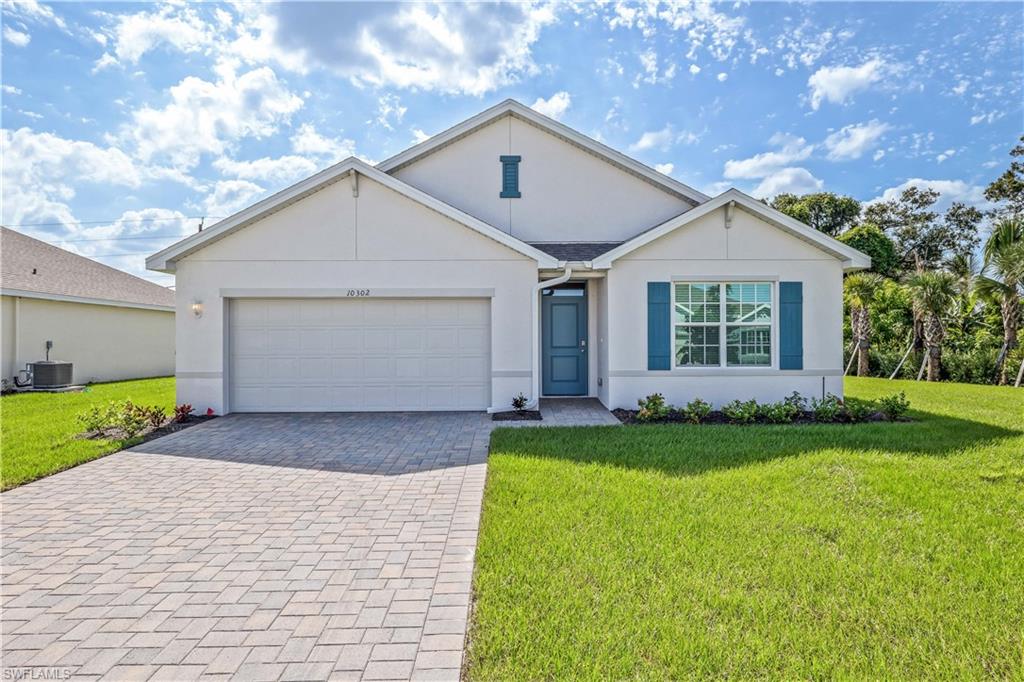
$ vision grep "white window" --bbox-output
[674,282,772,368]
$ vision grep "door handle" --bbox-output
[580,339,587,352]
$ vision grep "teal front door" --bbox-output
[542,285,588,396]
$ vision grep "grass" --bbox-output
[1,377,175,490]
[470,378,1024,680]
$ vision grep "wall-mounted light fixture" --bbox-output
[191,300,203,318]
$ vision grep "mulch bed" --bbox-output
[612,409,891,425]
[492,410,543,422]
[79,414,217,444]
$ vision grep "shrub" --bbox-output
[77,404,113,433]
[784,391,807,412]
[877,392,911,421]
[111,400,147,438]
[811,394,843,422]
[682,398,712,424]
[844,398,876,423]
[760,400,800,424]
[637,393,671,422]
[174,403,194,423]
[722,399,759,424]
[143,405,166,428]
[511,393,529,412]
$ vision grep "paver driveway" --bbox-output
[1,413,492,681]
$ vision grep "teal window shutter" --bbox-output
[647,282,671,370]
[779,281,803,370]
[499,155,521,198]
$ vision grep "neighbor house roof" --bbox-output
[1,227,175,310]
[147,157,560,272]
[376,99,710,206]
[591,189,872,271]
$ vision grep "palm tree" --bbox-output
[976,219,1024,384]
[905,270,957,381]
[844,273,884,376]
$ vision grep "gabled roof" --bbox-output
[146,158,560,273]
[528,242,623,262]
[1,227,175,310]
[376,99,710,206]
[591,189,872,271]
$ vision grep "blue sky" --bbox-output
[2,1,1021,285]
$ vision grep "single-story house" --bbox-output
[147,99,869,414]
[2,227,175,387]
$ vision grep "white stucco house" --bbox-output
[2,227,175,386]
[147,100,869,414]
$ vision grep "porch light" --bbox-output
[191,300,203,318]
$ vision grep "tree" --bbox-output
[984,135,1024,218]
[838,223,899,277]
[905,271,957,381]
[844,273,884,376]
[975,218,1024,384]
[770,192,862,237]
[864,187,982,271]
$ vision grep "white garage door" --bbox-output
[228,298,490,412]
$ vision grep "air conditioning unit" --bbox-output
[31,361,73,388]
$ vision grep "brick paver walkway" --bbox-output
[1,413,491,681]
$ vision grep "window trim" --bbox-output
[670,279,778,371]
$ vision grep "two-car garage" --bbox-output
[228,297,491,412]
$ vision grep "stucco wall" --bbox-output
[603,205,845,409]
[0,295,175,385]
[174,174,537,414]
[393,116,693,243]
[1,296,15,382]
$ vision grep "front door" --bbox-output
[542,284,588,396]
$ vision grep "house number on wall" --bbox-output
[346,289,371,297]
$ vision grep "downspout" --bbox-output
[529,264,572,409]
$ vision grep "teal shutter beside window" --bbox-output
[647,282,671,370]
[779,281,803,370]
[499,155,521,198]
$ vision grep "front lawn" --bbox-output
[0,377,175,490]
[471,378,1024,679]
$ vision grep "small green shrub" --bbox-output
[112,401,147,438]
[844,398,876,423]
[722,399,759,424]
[683,398,712,424]
[511,393,529,412]
[759,400,800,424]
[811,394,843,422]
[877,392,911,421]
[77,405,113,433]
[784,391,807,412]
[637,393,672,422]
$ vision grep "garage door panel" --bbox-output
[229,298,490,412]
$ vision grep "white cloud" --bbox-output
[868,179,990,212]
[411,128,431,144]
[723,133,813,179]
[121,62,304,170]
[654,163,674,175]
[375,93,407,131]
[629,125,698,152]
[716,72,728,82]
[689,64,701,75]
[4,0,68,32]
[530,91,571,120]
[289,123,356,164]
[2,85,22,95]
[807,58,886,110]
[970,111,1004,125]
[635,49,676,85]
[823,120,891,160]
[606,2,749,63]
[952,79,969,96]
[873,149,886,162]
[936,149,956,163]
[212,123,358,185]
[3,26,31,46]
[98,4,210,65]
[201,179,266,217]
[753,167,823,197]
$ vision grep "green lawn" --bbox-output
[471,378,1024,680]
[0,377,175,490]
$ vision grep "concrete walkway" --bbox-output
[1,413,492,682]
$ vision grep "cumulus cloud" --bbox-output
[411,128,431,144]
[3,26,31,46]
[868,179,990,212]
[201,179,266,217]
[97,4,210,65]
[807,58,886,110]
[606,1,749,62]
[212,123,358,186]
[530,91,571,120]
[688,64,701,75]
[268,2,556,95]
[723,133,813,179]
[375,93,407,131]
[753,167,823,197]
[716,72,728,82]
[120,62,303,170]
[629,125,698,152]
[823,120,891,160]
[654,163,674,175]
[2,85,23,95]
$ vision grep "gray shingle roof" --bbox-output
[527,242,623,261]
[1,227,175,308]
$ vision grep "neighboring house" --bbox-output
[147,100,869,414]
[1,227,175,386]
